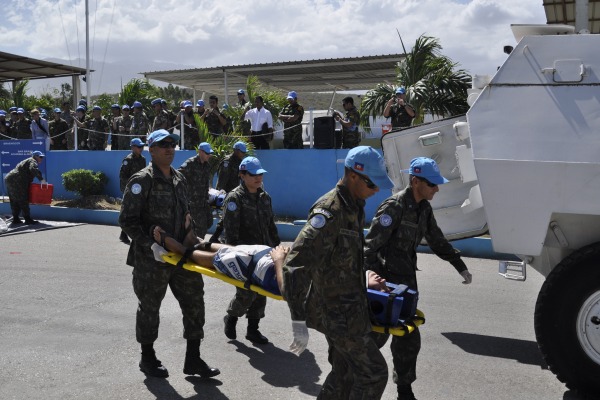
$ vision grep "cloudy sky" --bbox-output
[2,0,547,94]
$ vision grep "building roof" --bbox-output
[544,0,600,33]
[0,51,87,83]
[143,54,404,95]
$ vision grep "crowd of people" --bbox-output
[111,122,471,400]
[0,87,416,152]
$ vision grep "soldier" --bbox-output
[114,104,133,150]
[162,99,177,128]
[119,129,220,379]
[83,106,110,150]
[5,150,46,225]
[13,108,32,139]
[60,101,75,129]
[176,101,200,150]
[334,96,361,149]
[49,108,69,150]
[151,98,170,132]
[236,89,248,107]
[108,104,122,150]
[364,157,473,400]
[0,110,12,139]
[131,101,150,143]
[8,107,18,130]
[70,106,88,150]
[221,156,280,345]
[283,146,393,399]
[201,95,226,138]
[384,87,416,129]
[118,137,146,244]
[177,142,214,239]
[278,91,304,149]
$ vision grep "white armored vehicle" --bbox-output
[381,14,600,398]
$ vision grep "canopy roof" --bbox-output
[0,51,87,83]
[143,54,404,95]
[544,0,600,33]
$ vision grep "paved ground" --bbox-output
[0,224,583,400]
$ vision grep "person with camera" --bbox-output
[333,96,361,149]
[383,87,416,129]
[201,95,226,138]
[278,91,304,149]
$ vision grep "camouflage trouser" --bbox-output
[6,180,30,218]
[183,129,200,150]
[283,128,303,149]
[226,287,266,319]
[132,264,205,344]
[318,334,388,400]
[342,131,361,149]
[190,204,212,239]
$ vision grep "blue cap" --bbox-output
[395,87,406,95]
[9,106,17,112]
[53,108,61,113]
[239,156,267,174]
[133,101,142,108]
[345,146,393,190]
[76,105,86,112]
[403,157,448,185]
[17,108,24,114]
[286,91,297,100]
[32,150,45,158]
[237,89,245,95]
[130,138,144,147]
[151,98,162,106]
[122,104,130,110]
[233,141,247,153]
[92,106,102,111]
[183,101,193,108]
[196,100,205,107]
[161,99,167,105]
[198,142,214,154]
[146,129,180,147]
[111,103,120,109]
[0,110,6,116]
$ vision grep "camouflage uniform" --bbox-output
[341,106,361,149]
[283,183,388,399]
[119,152,146,193]
[364,185,467,388]
[151,110,170,132]
[222,182,280,320]
[281,102,305,149]
[115,114,134,151]
[0,118,12,139]
[205,109,225,137]
[119,164,205,344]
[71,116,88,150]
[389,103,415,128]
[86,117,109,150]
[176,113,200,150]
[131,112,150,142]
[177,155,213,238]
[216,154,242,193]
[49,118,69,150]
[5,157,44,220]
[13,118,32,139]
[60,110,74,128]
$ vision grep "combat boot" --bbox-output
[246,318,268,344]
[397,384,417,400]
[223,315,237,340]
[183,355,220,378]
[139,350,169,378]
[119,230,130,244]
[23,217,38,224]
[11,216,22,225]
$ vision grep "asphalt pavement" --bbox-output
[0,224,583,400]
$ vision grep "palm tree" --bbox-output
[360,35,471,129]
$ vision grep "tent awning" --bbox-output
[0,51,87,83]
[543,0,600,33]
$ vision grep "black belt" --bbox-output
[251,131,262,134]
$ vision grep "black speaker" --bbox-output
[313,116,335,149]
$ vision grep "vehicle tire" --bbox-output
[534,242,600,397]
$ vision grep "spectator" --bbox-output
[5,150,46,225]
[383,87,416,129]
[14,108,32,139]
[202,95,226,137]
[334,96,361,149]
[60,101,75,129]
[115,105,134,150]
[118,137,146,244]
[243,96,273,150]
[109,104,122,150]
[131,101,150,143]
[0,110,11,140]
[151,98,170,132]
[176,101,200,150]
[30,109,50,151]
[278,91,304,149]
[49,108,69,150]
[83,106,110,150]
[221,156,280,345]
[237,89,248,107]
[70,106,88,150]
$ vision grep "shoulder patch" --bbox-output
[380,213,393,227]
[223,161,229,168]
[312,208,333,219]
[123,160,128,166]
[227,202,237,211]
[309,214,327,229]
[131,183,142,195]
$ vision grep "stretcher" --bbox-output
[162,252,425,337]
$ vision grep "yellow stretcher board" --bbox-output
[162,252,424,336]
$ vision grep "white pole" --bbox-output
[309,108,314,149]
[575,0,589,33]
[180,111,185,150]
[85,0,91,105]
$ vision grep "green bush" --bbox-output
[62,169,108,197]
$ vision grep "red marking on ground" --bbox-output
[9,252,21,254]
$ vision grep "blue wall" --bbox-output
[38,149,392,220]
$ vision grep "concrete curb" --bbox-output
[0,203,518,261]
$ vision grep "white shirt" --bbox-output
[244,107,273,131]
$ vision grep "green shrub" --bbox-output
[62,169,108,197]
